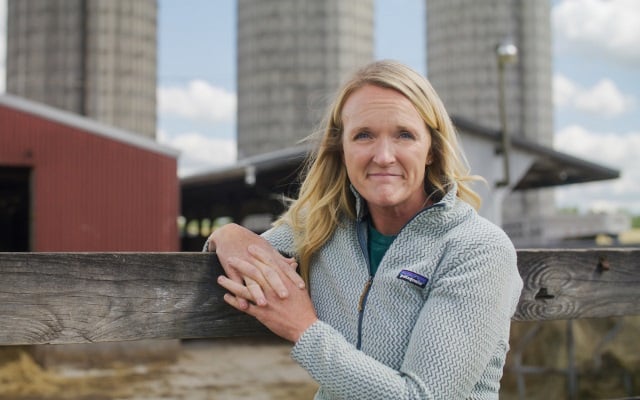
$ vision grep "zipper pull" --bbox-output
[357,277,373,312]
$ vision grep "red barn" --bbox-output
[0,94,179,251]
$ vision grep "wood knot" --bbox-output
[534,287,555,300]
[597,256,610,272]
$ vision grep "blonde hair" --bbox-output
[276,60,482,283]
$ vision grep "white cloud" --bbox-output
[553,0,640,66]
[158,129,237,177]
[554,125,640,213]
[552,74,577,108]
[158,80,236,124]
[553,74,635,117]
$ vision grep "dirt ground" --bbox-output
[3,318,639,399]
[0,338,319,400]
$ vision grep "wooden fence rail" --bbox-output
[1,249,639,346]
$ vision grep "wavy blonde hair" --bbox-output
[276,60,482,283]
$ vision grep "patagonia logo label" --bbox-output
[397,270,429,288]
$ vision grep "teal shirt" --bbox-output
[367,221,396,276]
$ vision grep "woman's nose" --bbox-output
[372,139,395,165]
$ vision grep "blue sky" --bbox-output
[1,0,639,214]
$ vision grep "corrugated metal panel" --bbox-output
[1,105,178,251]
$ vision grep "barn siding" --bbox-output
[0,104,178,251]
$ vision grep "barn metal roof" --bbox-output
[0,93,179,158]
[182,116,619,192]
[451,116,620,190]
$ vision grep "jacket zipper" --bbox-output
[356,276,373,349]
[355,219,371,350]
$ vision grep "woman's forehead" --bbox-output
[341,85,423,126]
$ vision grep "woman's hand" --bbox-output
[206,223,304,307]
[218,260,318,343]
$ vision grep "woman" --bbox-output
[206,60,523,399]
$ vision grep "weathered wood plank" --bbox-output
[515,248,640,321]
[0,253,269,345]
[0,249,639,345]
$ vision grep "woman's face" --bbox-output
[341,84,432,216]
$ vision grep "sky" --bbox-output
[1,0,639,214]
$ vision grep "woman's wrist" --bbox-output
[206,223,239,252]
[292,316,319,343]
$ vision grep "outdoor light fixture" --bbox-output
[245,165,256,186]
[495,38,518,187]
[496,40,518,65]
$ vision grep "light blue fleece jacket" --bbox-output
[261,185,523,399]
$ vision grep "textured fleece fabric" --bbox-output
[261,185,523,399]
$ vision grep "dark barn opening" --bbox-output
[0,167,31,251]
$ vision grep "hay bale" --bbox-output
[501,316,640,399]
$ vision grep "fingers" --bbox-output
[228,255,289,299]
[247,244,290,270]
[248,245,306,290]
[223,293,256,316]
[222,264,243,283]
[219,263,251,308]
[217,274,268,307]
[281,262,306,290]
[217,276,251,308]
[244,277,267,306]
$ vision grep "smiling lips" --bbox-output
[368,172,402,179]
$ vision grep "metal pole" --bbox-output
[495,39,517,188]
[496,61,511,187]
[567,319,578,400]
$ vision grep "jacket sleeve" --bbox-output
[290,230,522,399]
[260,223,297,256]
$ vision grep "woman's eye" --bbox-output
[354,131,372,140]
[399,131,415,139]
